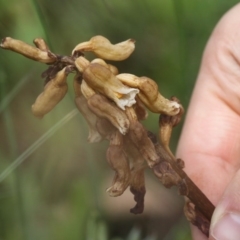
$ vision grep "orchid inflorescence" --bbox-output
[1,35,216,236]
[0,35,182,215]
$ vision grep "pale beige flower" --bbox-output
[72,35,135,61]
[83,63,139,110]
[32,66,72,118]
[116,73,181,116]
[0,37,56,63]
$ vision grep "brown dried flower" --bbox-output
[83,63,139,110]
[1,35,213,237]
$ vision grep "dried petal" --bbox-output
[80,80,96,99]
[32,66,72,118]
[122,137,146,214]
[125,107,159,168]
[117,73,181,116]
[72,35,135,61]
[107,64,119,75]
[87,94,130,135]
[83,63,139,110]
[0,37,56,63]
[106,131,131,197]
[134,97,148,121]
[129,168,146,214]
[74,74,102,143]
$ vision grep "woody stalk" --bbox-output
[1,35,214,237]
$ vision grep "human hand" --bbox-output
[177,3,240,240]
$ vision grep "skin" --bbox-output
[176,3,240,239]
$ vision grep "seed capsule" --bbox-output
[83,63,139,110]
[0,37,56,63]
[72,35,135,61]
[32,66,72,118]
[117,73,181,116]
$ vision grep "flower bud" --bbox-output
[32,66,72,118]
[117,73,181,116]
[73,74,102,143]
[83,63,139,110]
[1,37,56,63]
[72,35,135,61]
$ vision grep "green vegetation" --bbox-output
[0,0,239,239]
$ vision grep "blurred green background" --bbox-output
[0,1,239,239]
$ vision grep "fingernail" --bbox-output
[211,212,240,239]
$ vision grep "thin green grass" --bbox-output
[0,109,78,183]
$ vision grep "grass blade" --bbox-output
[0,109,78,183]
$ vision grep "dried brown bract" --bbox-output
[1,35,214,237]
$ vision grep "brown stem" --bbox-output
[148,131,214,236]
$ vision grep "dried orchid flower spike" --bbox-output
[73,74,102,143]
[83,63,139,110]
[116,73,181,116]
[106,130,131,197]
[0,37,57,63]
[159,97,184,159]
[72,35,135,61]
[32,66,73,118]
